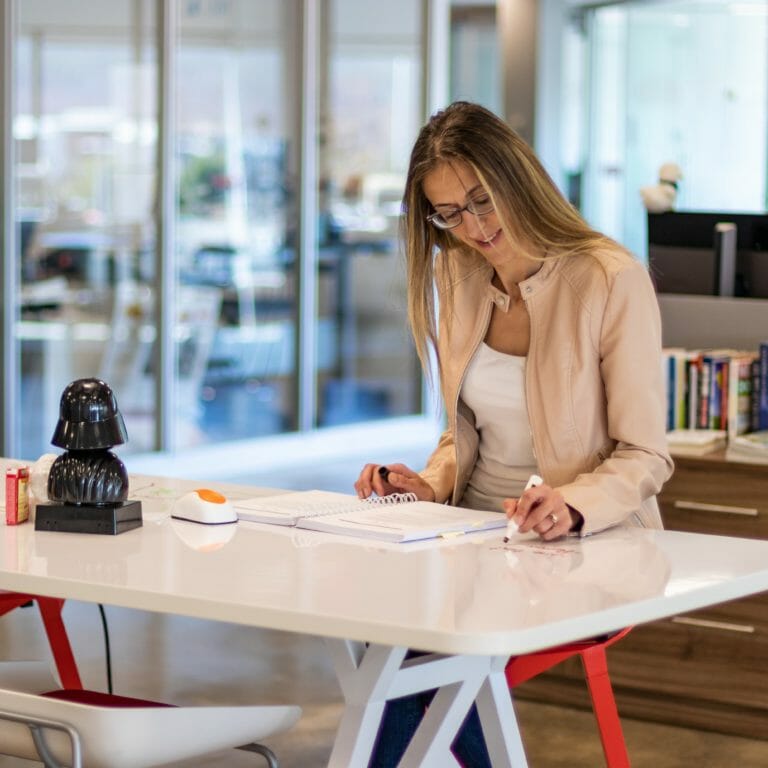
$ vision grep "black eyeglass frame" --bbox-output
[425,194,495,230]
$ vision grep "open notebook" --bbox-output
[233,490,506,543]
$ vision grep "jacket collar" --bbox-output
[480,253,564,308]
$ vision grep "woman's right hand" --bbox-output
[354,462,436,502]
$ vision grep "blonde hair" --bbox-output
[403,101,614,377]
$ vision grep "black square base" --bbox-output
[35,500,143,535]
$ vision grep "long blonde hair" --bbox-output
[403,101,613,377]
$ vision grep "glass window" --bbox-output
[319,0,423,427]
[16,0,157,459]
[176,0,300,444]
[8,0,427,462]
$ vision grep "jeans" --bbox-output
[368,690,493,768]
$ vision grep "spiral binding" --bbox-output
[365,492,418,505]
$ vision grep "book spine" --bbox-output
[719,359,729,433]
[708,358,723,430]
[698,358,711,429]
[727,356,739,441]
[664,352,674,431]
[676,353,689,429]
[753,358,762,432]
[760,343,768,430]
[687,356,700,430]
[737,357,755,436]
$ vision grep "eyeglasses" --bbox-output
[426,194,495,230]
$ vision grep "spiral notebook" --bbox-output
[233,490,506,543]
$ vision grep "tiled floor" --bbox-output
[3,428,768,766]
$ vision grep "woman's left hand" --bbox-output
[502,483,577,541]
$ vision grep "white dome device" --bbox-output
[171,489,238,525]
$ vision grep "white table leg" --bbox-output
[397,676,485,768]
[325,640,528,768]
[476,656,529,768]
[326,641,408,768]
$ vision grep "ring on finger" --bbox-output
[548,512,558,525]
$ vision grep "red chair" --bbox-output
[505,628,632,768]
[0,592,83,690]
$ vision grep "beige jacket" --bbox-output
[419,246,674,536]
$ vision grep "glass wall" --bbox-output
[6,0,428,461]
[16,0,158,458]
[319,0,423,426]
[175,1,300,442]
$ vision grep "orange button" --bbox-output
[195,488,226,504]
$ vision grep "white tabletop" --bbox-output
[2,473,768,656]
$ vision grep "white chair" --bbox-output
[0,661,300,768]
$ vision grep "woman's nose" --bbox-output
[462,210,491,239]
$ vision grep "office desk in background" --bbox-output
[2,470,768,767]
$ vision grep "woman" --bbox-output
[354,102,673,767]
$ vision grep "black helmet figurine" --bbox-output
[47,379,129,506]
[37,378,142,533]
[51,378,128,450]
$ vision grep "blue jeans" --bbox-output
[368,691,492,768]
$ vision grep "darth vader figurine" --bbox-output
[36,378,142,534]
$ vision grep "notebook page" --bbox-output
[234,490,365,525]
[297,501,506,542]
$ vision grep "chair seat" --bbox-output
[0,663,301,768]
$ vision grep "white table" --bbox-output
[3,472,768,767]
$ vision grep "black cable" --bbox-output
[97,603,113,694]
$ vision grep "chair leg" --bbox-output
[35,598,83,690]
[238,742,280,768]
[580,647,630,768]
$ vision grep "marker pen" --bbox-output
[503,474,543,543]
[378,466,391,483]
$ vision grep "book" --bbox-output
[752,357,761,432]
[686,354,702,430]
[727,353,757,440]
[666,428,727,456]
[759,343,768,430]
[663,348,693,430]
[725,430,768,464]
[232,490,507,543]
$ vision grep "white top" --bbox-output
[460,342,538,511]
[2,465,768,657]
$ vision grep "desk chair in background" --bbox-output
[505,627,632,768]
[0,597,300,767]
[0,661,300,768]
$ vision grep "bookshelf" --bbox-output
[513,294,768,739]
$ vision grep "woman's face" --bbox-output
[422,160,516,266]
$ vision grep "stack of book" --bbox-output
[665,428,727,456]
[725,430,768,464]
